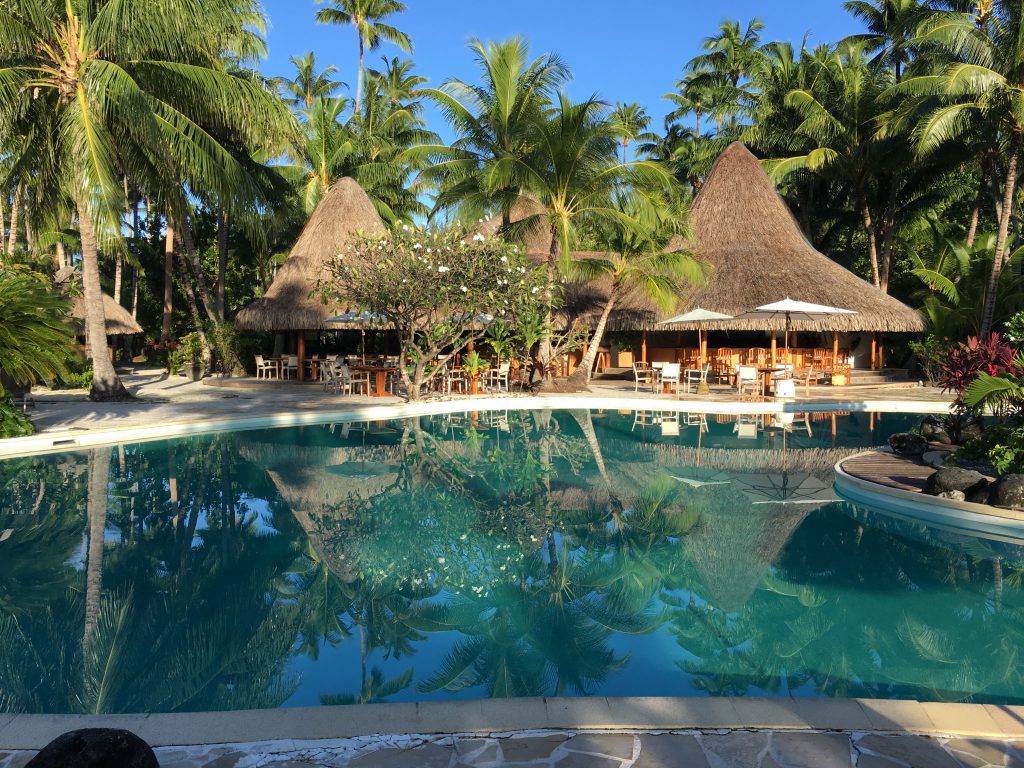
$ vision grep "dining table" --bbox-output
[348,365,397,397]
[757,366,788,396]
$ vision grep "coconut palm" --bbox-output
[566,195,706,387]
[315,0,412,116]
[414,37,569,226]
[893,0,1024,336]
[609,103,654,163]
[686,19,766,135]
[0,0,288,400]
[844,0,925,80]
[276,52,345,111]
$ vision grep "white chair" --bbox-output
[774,378,797,398]
[684,363,710,394]
[660,412,681,436]
[339,365,370,395]
[487,361,511,392]
[734,414,761,439]
[736,365,762,397]
[632,362,653,392]
[281,355,298,380]
[661,363,682,397]
[255,355,276,380]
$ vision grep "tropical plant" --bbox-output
[893,0,1024,335]
[685,18,765,136]
[940,334,1023,412]
[276,52,344,110]
[315,0,412,115]
[0,265,72,399]
[609,103,654,163]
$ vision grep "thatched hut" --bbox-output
[54,267,142,336]
[235,178,387,333]
[659,142,925,335]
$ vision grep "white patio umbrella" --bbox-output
[734,298,856,363]
[327,311,387,363]
[659,307,734,368]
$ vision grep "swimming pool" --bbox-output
[1,408,1020,714]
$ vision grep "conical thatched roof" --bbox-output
[54,266,143,336]
[661,143,925,333]
[235,178,387,332]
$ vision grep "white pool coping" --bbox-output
[0,395,953,458]
[0,696,1022,749]
[835,451,1024,543]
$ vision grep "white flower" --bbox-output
[413,243,422,249]
[401,224,409,231]
[460,285,468,292]
[438,265,449,273]
[472,232,485,242]
[531,286,539,294]
[500,255,507,262]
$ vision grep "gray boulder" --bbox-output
[923,466,990,499]
[937,490,966,502]
[993,475,1024,509]
[25,729,157,768]
[950,417,985,444]
[920,416,953,445]
[888,432,929,457]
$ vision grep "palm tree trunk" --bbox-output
[538,228,560,382]
[55,242,66,271]
[6,184,20,256]
[175,239,210,350]
[568,292,617,388]
[859,199,882,289]
[161,217,175,345]
[76,192,130,401]
[113,256,123,307]
[355,34,365,116]
[0,190,6,252]
[695,111,702,138]
[979,148,1020,338]
[216,207,228,320]
[967,167,989,248]
[180,218,218,323]
[878,179,899,294]
[84,446,111,648]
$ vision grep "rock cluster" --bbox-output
[25,729,157,768]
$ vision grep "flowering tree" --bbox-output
[324,226,546,399]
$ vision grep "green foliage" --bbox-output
[0,401,33,438]
[908,335,952,385]
[460,351,486,377]
[208,323,240,376]
[0,266,73,396]
[956,423,1024,475]
[1004,312,1024,346]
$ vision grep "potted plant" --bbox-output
[177,332,206,381]
[461,351,486,396]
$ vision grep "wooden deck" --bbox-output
[840,450,941,493]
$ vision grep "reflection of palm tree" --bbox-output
[84,447,112,647]
[321,667,413,705]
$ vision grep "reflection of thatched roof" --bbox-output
[55,267,143,335]
[684,486,809,611]
[661,143,925,333]
[235,178,387,332]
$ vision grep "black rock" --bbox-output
[937,490,966,502]
[920,415,953,445]
[948,416,985,445]
[25,729,157,768]
[993,475,1024,509]
[923,466,989,499]
[888,432,929,457]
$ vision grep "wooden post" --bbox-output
[871,334,878,370]
[878,341,885,370]
[641,331,648,364]
[832,333,840,372]
[700,332,708,369]
[770,333,777,367]
[297,332,305,381]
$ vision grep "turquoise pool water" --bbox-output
[1,408,1021,714]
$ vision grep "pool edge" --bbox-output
[0,697,1019,749]
[0,395,953,458]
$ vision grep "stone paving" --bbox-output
[21,368,951,438]
[2,729,1022,768]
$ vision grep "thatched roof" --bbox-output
[54,267,143,336]
[661,143,925,333]
[235,178,387,332]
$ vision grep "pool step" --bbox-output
[848,368,911,386]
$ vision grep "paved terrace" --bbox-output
[18,369,951,441]
[0,698,1022,767]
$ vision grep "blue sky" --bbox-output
[260,1,862,138]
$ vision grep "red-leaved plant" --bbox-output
[940,334,1024,412]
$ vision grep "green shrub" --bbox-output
[956,422,1024,475]
[0,401,33,438]
[908,335,952,385]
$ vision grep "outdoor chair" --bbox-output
[487,361,511,392]
[734,414,761,439]
[660,412,681,436]
[446,367,468,395]
[661,363,682,397]
[281,355,298,380]
[255,355,276,380]
[339,365,370,396]
[321,359,339,391]
[683,363,710,394]
[736,365,762,397]
[632,362,653,393]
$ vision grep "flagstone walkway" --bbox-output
[1,729,1021,767]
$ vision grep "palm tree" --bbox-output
[0,265,71,397]
[511,94,674,378]
[0,0,287,400]
[277,52,344,110]
[844,0,925,80]
[566,195,706,387]
[370,56,427,110]
[894,0,1024,336]
[315,0,412,116]
[415,37,569,226]
[686,19,766,135]
[609,103,653,163]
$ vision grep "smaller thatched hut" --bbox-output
[235,178,387,333]
[55,266,142,336]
